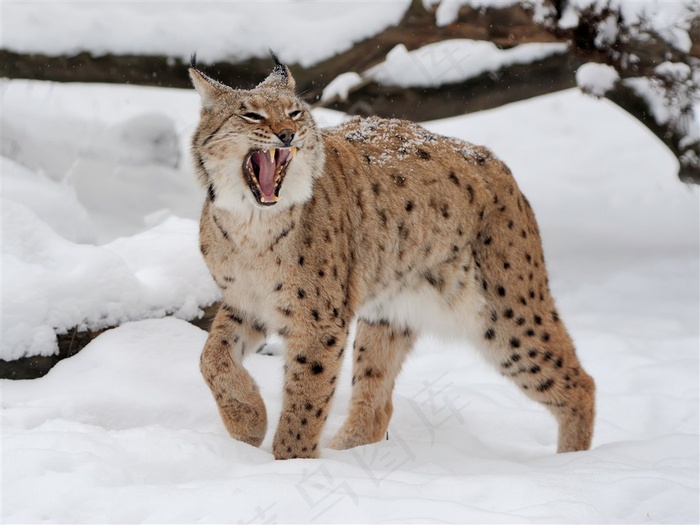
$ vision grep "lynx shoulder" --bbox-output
[189,56,595,459]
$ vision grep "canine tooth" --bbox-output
[268,149,275,162]
[291,147,297,159]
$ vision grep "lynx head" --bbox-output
[189,54,324,214]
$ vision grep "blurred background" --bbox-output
[3,0,699,180]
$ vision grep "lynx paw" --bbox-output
[329,424,384,450]
[218,396,267,447]
[272,416,320,459]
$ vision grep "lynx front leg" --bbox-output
[200,304,268,447]
[329,319,415,450]
[273,326,349,459]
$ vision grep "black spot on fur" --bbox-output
[448,172,460,186]
[416,148,431,160]
[311,363,324,375]
[405,201,414,212]
[485,329,495,340]
[326,336,337,347]
[424,271,444,290]
[296,355,307,364]
[510,338,521,348]
[536,379,555,392]
[270,222,295,250]
[497,286,506,297]
[297,289,306,299]
[212,214,229,240]
[228,312,244,324]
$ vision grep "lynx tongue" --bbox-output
[252,150,277,200]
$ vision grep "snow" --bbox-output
[1,199,219,360]
[2,78,698,522]
[424,0,522,27]
[320,72,364,103]
[560,0,698,54]
[576,62,620,98]
[320,38,567,98]
[1,80,224,360]
[367,39,567,88]
[1,1,410,67]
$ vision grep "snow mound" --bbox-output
[1,200,218,360]
[370,40,567,88]
[576,62,620,98]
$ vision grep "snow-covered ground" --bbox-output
[2,76,698,522]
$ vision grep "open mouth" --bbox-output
[243,147,297,206]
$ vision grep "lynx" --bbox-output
[189,56,595,460]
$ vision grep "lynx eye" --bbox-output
[289,109,304,121]
[241,112,265,123]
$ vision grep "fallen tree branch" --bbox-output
[0,303,222,380]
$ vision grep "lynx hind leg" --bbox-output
[329,319,415,450]
[200,304,268,447]
[473,199,595,453]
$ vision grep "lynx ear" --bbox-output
[188,54,232,109]
[257,50,296,92]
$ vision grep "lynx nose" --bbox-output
[276,128,295,147]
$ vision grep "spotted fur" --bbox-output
[190,62,595,459]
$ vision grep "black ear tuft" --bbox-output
[269,49,288,79]
[190,52,198,69]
